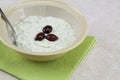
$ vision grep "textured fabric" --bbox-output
[0,36,96,80]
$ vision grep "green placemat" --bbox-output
[0,36,96,80]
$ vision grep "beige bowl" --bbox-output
[0,0,88,61]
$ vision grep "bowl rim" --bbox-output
[0,0,88,56]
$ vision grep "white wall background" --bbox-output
[0,0,120,80]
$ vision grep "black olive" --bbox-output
[46,34,58,42]
[35,32,45,41]
[42,25,53,34]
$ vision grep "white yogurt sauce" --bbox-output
[15,16,76,53]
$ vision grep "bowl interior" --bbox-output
[0,1,87,55]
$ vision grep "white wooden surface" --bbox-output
[0,0,120,80]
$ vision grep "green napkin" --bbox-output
[0,36,96,80]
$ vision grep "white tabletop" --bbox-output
[0,0,120,80]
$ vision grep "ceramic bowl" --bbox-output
[0,0,88,61]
